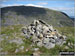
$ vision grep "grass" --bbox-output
[55,27,74,36]
[0,25,74,55]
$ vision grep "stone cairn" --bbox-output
[22,19,67,49]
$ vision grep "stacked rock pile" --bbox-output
[22,19,67,49]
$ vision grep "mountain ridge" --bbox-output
[1,6,74,27]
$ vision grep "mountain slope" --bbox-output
[1,6,74,27]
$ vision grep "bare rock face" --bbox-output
[22,19,67,49]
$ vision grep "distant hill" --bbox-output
[1,6,74,27]
[70,16,75,21]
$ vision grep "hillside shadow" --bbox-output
[1,6,47,17]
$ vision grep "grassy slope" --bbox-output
[1,6,74,27]
[0,25,74,55]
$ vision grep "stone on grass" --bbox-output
[19,46,24,50]
[15,49,19,53]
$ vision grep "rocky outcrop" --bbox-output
[22,20,67,49]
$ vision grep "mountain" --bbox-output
[1,6,74,27]
[70,16,75,21]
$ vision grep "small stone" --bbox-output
[33,51,41,56]
[26,49,29,52]
[44,43,55,49]
[20,46,24,50]
[15,49,19,53]
[37,41,43,47]
[0,48,3,51]
[0,51,8,55]
[68,42,71,46]
[64,46,69,49]
[54,36,58,39]
[71,42,74,46]
[33,48,39,51]
[9,38,24,45]
[0,37,4,42]
[20,33,25,36]
[6,36,9,39]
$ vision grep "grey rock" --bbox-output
[15,49,19,53]
[9,38,23,45]
[22,20,67,49]
[0,51,8,55]
[0,48,3,51]
[44,42,55,49]
[64,46,69,49]
[37,41,43,47]
[33,48,39,51]
[0,37,4,42]
[19,46,24,50]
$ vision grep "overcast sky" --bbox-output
[1,0,75,17]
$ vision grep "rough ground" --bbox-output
[0,23,74,55]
